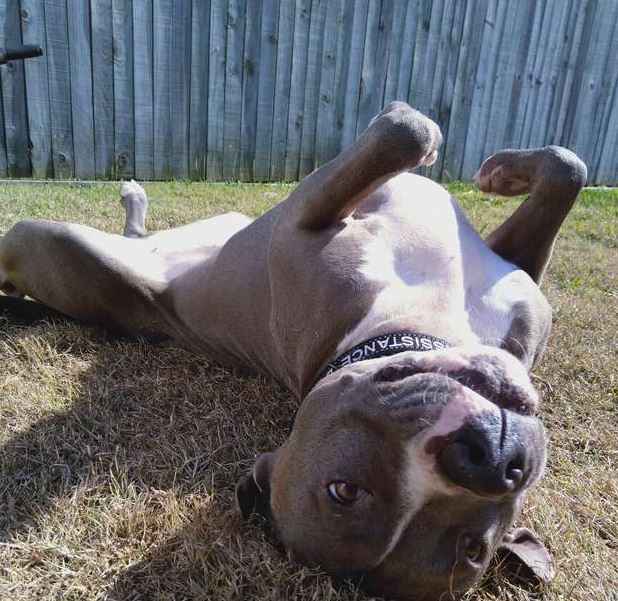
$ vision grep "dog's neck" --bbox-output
[316,331,452,383]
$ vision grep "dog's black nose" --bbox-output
[438,411,528,496]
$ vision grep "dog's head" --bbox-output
[237,345,551,600]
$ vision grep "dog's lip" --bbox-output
[380,367,536,417]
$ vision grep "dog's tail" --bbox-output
[0,294,76,324]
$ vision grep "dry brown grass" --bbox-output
[0,182,616,600]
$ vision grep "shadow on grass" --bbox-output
[0,318,302,596]
[0,319,547,600]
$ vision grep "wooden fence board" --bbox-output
[429,0,467,180]
[356,0,394,135]
[112,0,134,178]
[441,0,488,181]
[270,0,295,180]
[207,0,227,180]
[328,0,355,158]
[239,0,262,181]
[0,1,7,177]
[284,0,311,180]
[189,0,210,180]
[19,0,52,178]
[461,0,508,179]
[91,0,115,178]
[0,1,29,176]
[133,0,155,179]
[67,0,95,179]
[223,0,246,180]
[298,0,327,178]
[253,0,278,181]
[44,0,74,178]
[340,0,368,149]
[314,0,344,167]
[153,0,173,179]
[171,0,192,179]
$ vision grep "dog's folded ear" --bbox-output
[497,526,554,582]
[235,451,276,522]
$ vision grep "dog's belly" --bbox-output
[337,173,530,352]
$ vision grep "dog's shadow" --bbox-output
[0,318,322,598]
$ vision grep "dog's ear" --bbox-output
[235,452,276,521]
[497,527,554,582]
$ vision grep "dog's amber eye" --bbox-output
[327,482,359,505]
[463,535,484,564]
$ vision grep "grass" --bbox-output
[0,180,616,601]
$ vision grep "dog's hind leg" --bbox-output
[475,146,587,283]
[288,102,442,230]
[120,180,149,238]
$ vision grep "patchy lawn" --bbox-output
[0,181,616,601]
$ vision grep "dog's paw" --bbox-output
[120,179,148,208]
[369,102,443,170]
[474,146,586,197]
[474,150,533,197]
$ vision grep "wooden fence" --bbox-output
[1,0,617,184]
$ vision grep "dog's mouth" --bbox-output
[372,350,539,417]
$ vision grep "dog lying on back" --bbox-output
[0,103,586,599]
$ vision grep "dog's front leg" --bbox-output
[475,146,587,283]
[288,102,442,230]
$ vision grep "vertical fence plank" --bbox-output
[207,0,227,180]
[253,0,278,181]
[0,0,30,176]
[284,0,311,180]
[383,0,408,105]
[440,0,487,180]
[270,0,295,180]
[430,0,467,180]
[0,2,7,177]
[526,0,572,150]
[460,0,508,179]
[328,0,354,158]
[298,0,327,178]
[20,0,52,178]
[171,0,191,179]
[314,0,343,167]
[479,0,534,162]
[239,0,261,181]
[223,0,246,180]
[395,0,420,102]
[67,0,95,178]
[91,0,115,178]
[357,0,394,134]
[153,0,172,179]
[44,0,74,178]
[189,0,210,179]
[340,0,368,149]
[133,0,154,179]
[112,0,135,179]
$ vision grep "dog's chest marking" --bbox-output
[337,174,522,353]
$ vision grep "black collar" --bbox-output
[317,331,452,382]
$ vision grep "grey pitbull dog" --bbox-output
[0,103,586,600]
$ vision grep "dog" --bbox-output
[0,102,586,600]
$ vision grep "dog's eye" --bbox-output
[327,482,360,505]
[463,535,484,564]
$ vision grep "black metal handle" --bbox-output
[0,44,43,65]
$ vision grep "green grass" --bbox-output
[0,181,616,600]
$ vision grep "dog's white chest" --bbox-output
[337,174,521,352]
